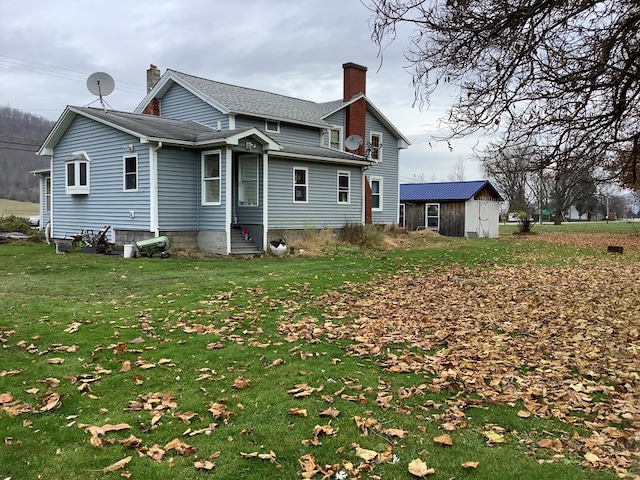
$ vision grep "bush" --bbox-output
[514,211,535,234]
[0,215,31,233]
[338,222,383,248]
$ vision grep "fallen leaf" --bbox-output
[383,427,407,438]
[288,408,308,417]
[355,446,378,462]
[408,458,435,477]
[233,377,250,389]
[433,434,453,446]
[194,460,215,470]
[103,456,132,473]
[46,358,64,364]
[462,461,479,469]
[318,406,340,418]
[39,392,61,412]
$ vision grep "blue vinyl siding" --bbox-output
[322,110,346,149]
[157,147,199,229]
[366,112,400,225]
[50,116,150,239]
[198,149,227,230]
[161,83,229,129]
[267,157,363,229]
[235,115,321,147]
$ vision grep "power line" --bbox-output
[0,54,146,95]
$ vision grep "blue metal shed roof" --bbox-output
[400,180,503,202]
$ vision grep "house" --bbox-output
[400,180,503,238]
[36,63,409,254]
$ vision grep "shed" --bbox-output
[400,180,503,238]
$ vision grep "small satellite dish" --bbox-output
[344,134,363,151]
[87,72,115,96]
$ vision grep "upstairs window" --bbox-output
[202,150,221,205]
[294,167,308,203]
[265,119,280,133]
[124,155,138,191]
[329,128,341,150]
[65,152,90,195]
[338,171,350,204]
[369,132,382,161]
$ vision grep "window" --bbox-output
[370,177,382,211]
[329,128,341,150]
[124,155,138,191]
[45,177,51,212]
[426,203,440,229]
[202,150,221,204]
[65,152,90,194]
[338,171,350,204]
[239,155,258,206]
[293,167,308,203]
[265,119,280,133]
[369,132,382,161]
[399,203,405,228]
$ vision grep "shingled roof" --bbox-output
[166,70,343,128]
[400,181,503,202]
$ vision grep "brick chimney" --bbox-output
[343,63,367,157]
[143,64,161,116]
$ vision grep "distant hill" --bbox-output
[0,106,54,202]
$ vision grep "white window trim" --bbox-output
[293,166,308,203]
[426,203,440,230]
[265,119,280,133]
[202,150,222,205]
[123,154,138,192]
[371,176,383,211]
[369,131,383,162]
[328,127,343,150]
[337,170,350,204]
[65,151,90,195]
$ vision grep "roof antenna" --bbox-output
[365,140,382,161]
[85,72,115,111]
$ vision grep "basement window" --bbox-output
[65,152,90,195]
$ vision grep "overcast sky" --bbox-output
[0,0,487,181]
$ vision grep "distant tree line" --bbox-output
[0,106,53,202]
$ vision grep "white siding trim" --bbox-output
[150,143,161,235]
[262,153,269,251]
[225,147,233,254]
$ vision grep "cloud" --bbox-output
[0,0,487,179]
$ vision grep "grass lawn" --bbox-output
[1,229,638,480]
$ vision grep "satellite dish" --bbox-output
[86,72,115,97]
[344,134,363,151]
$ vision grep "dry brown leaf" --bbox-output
[288,407,308,417]
[194,460,215,470]
[433,434,453,446]
[318,406,340,418]
[462,461,479,469]
[408,458,435,477]
[39,392,61,412]
[46,358,64,364]
[233,377,250,389]
[355,446,378,462]
[383,427,407,438]
[103,456,132,473]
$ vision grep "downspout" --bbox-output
[150,141,162,237]
[262,152,268,251]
